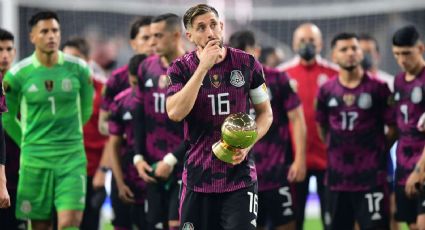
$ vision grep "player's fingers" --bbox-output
[0,198,7,208]
[142,162,153,172]
[287,169,295,182]
[143,173,157,183]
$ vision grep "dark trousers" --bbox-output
[80,176,106,230]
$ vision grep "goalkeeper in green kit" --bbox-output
[2,11,93,230]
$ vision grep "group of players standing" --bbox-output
[0,3,425,230]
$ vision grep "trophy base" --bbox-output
[212,141,236,164]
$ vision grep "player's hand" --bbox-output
[232,147,251,165]
[405,171,420,197]
[417,112,425,132]
[92,170,106,190]
[0,183,10,208]
[287,160,306,183]
[135,160,157,183]
[154,161,173,180]
[198,39,222,71]
[117,183,135,203]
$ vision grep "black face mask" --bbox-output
[361,53,374,71]
[298,43,316,61]
[104,60,117,71]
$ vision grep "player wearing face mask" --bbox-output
[280,23,338,230]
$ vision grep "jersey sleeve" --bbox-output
[133,100,147,155]
[380,83,396,126]
[2,71,22,145]
[101,75,118,111]
[281,73,301,111]
[167,61,186,97]
[251,58,266,89]
[0,115,5,165]
[108,100,125,136]
[79,64,94,124]
[315,85,328,126]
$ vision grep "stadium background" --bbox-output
[1,0,425,229]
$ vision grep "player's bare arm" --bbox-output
[316,123,327,143]
[287,106,307,182]
[0,165,10,208]
[98,109,110,135]
[232,100,273,165]
[166,40,224,121]
[109,135,135,203]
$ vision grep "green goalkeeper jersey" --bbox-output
[3,51,93,167]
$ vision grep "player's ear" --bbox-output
[331,49,337,63]
[129,39,137,52]
[186,31,193,43]
[220,21,224,31]
[418,42,424,54]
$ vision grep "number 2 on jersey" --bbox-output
[48,96,56,115]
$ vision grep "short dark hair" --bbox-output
[128,54,148,76]
[259,47,276,64]
[228,30,256,51]
[331,32,358,49]
[62,37,90,58]
[358,33,380,52]
[129,16,152,39]
[392,25,421,47]
[29,11,60,28]
[151,13,182,32]
[183,4,219,29]
[0,28,14,42]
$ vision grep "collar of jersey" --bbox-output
[32,51,65,68]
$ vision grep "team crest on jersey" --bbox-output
[61,79,72,92]
[358,93,372,109]
[230,70,245,87]
[158,75,170,89]
[317,74,328,86]
[394,92,400,101]
[3,81,9,93]
[21,200,32,214]
[44,80,54,92]
[182,222,195,230]
[343,94,356,107]
[411,86,422,104]
[210,74,222,88]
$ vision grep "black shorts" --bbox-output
[395,185,425,224]
[257,185,296,228]
[111,178,146,229]
[179,183,258,230]
[325,186,390,230]
[146,179,181,229]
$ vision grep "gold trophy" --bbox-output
[212,113,258,164]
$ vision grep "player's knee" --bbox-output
[58,217,81,229]
[169,220,180,230]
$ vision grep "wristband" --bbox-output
[133,154,144,165]
[163,153,178,167]
[98,166,109,173]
